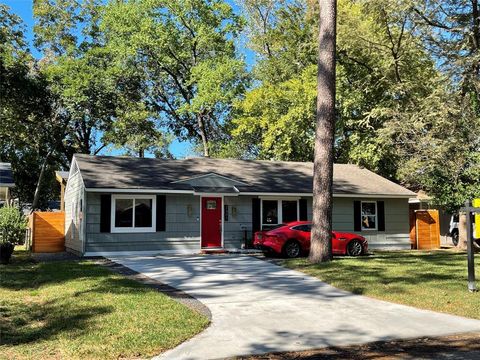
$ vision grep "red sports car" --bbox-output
[253,221,368,258]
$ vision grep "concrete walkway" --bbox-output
[108,255,480,360]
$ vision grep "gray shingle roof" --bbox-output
[73,154,416,197]
[0,163,14,187]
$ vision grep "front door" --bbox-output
[201,197,222,248]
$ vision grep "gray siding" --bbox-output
[308,197,409,249]
[223,196,252,248]
[83,192,410,254]
[85,193,200,253]
[64,170,84,254]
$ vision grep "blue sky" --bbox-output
[3,0,253,159]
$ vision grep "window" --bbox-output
[224,205,229,221]
[111,195,156,233]
[361,201,377,230]
[261,199,299,229]
[262,200,278,225]
[282,200,298,223]
[206,200,217,210]
[292,224,311,232]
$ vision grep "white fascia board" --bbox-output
[84,188,413,198]
[333,193,414,199]
[240,192,413,199]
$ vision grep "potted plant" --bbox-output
[0,206,27,264]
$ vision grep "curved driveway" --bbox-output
[108,255,480,360]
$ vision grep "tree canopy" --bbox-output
[0,0,479,211]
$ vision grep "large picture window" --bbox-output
[261,199,299,229]
[361,201,377,230]
[111,195,156,233]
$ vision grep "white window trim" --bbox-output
[360,201,377,231]
[111,194,157,233]
[260,199,300,228]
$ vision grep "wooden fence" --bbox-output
[29,211,65,253]
[411,209,440,250]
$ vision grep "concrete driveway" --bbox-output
[108,255,480,360]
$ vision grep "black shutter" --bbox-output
[156,195,166,232]
[252,198,261,233]
[100,194,111,233]
[377,201,385,231]
[299,199,308,221]
[353,200,361,232]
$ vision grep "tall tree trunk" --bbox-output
[197,114,209,157]
[309,0,336,263]
[31,151,52,212]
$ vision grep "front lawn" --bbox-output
[0,250,209,360]
[283,250,480,319]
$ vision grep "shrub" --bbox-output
[0,206,27,245]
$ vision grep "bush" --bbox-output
[0,206,27,246]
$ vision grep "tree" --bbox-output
[223,65,317,160]
[102,0,248,157]
[401,0,480,210]
[222,1,438,168]
[34,0,118,156]
[0,4,65,209]
[309,0,336,263]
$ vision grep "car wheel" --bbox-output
[451,230,459,246]
[347,239,363,257]
[283,240,301,258]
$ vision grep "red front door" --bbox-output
[201,197,222,248]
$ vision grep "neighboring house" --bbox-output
[55,170,69,211]
[64,154,416,256]
[0,162,15,206]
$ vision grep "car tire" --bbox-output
[451,230,459,246]
[347,239,363,257]
[283,240,301,258]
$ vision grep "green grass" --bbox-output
[0,250,209,360]
[284,250,480,319]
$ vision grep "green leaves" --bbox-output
[102,0,247,155]
[0,207,27,245]
[228,65,316,161]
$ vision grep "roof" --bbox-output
[0,162,14,187]
[73,154,416,197]
[409,190,432,203]
[55,170,69,183]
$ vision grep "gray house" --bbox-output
[64,154,416,256]
[0,162,15,206]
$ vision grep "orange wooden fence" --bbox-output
[415,209,440,250]
[30,211,65,253]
